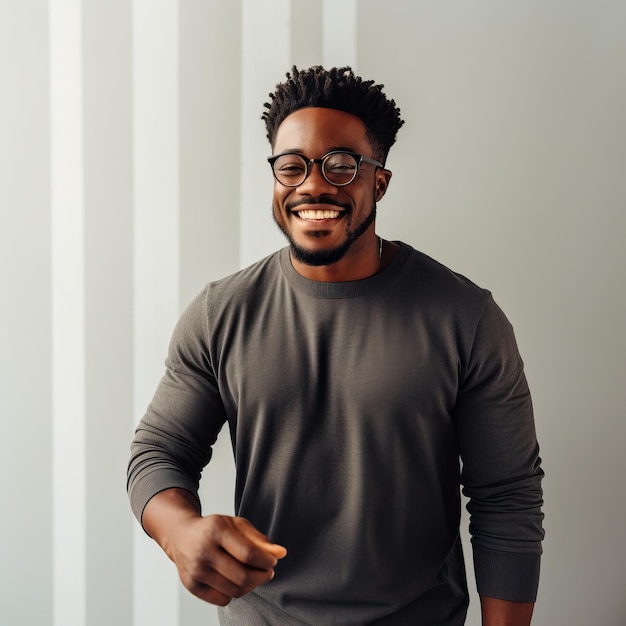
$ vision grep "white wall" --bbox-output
[1,1,624,625]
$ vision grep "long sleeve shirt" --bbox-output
[128,242,544,625]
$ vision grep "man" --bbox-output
[128,66,544,625]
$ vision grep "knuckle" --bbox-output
[232,569,253,589]
[239,568,272,593]
[209,592,232,607]
[182,573,203,595]
[241,545,258,564]
[186,562,206,581]
[232,516,252,532]
[183,574,232,607]
[205,514,226,535]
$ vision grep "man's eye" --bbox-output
[327,163,356,173]
[278,163,305,175]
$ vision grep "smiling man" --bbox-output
[128,66,544,625]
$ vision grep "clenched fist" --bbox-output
[142,488,287,606]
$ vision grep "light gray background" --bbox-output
[1,1,624,625]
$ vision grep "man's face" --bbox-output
[271,107,389,269]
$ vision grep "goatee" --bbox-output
[273,203,377,267]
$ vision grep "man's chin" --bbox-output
[289,241,349,267]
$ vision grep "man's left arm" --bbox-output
[455,295,545,617]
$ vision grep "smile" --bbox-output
[295,209,342,220]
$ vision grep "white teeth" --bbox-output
[297,209,340,220]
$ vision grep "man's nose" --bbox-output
[297,161,338,195]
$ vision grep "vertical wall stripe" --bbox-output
[178,0,242,303]
[50,1,87,624]
[1,0,52,624]
[132,1,181,625]
[240,0,292,269]
[82,1,134,623]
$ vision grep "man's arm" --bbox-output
[456,297,544,608]
[142,488,287,606]
[129,289,287,605]
[480,596,534,626]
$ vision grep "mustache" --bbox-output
[286,197,350,212]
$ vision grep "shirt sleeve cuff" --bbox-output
[128,469,200,531]
[473,546,541,603]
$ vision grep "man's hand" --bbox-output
[142,488,287,606]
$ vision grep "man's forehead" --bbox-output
[273,107,368,149]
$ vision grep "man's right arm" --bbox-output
[142,488,287,606]
[129,289,286,605]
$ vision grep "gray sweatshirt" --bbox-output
[128,242,544,625]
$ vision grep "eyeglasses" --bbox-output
[267,150,383,187]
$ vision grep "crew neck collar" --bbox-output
[278,241,409,299]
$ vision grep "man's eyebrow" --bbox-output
[272,148,305,157]
[328,146,357,153]
[272,146,359,157]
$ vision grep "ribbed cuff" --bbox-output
[128,468,199,529]
[473,546,541,602]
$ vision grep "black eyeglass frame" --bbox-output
[267,150,384,188]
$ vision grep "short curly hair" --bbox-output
[262,66,404,163]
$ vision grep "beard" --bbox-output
[273,203,377,267]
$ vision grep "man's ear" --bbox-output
[375,169,392,202]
